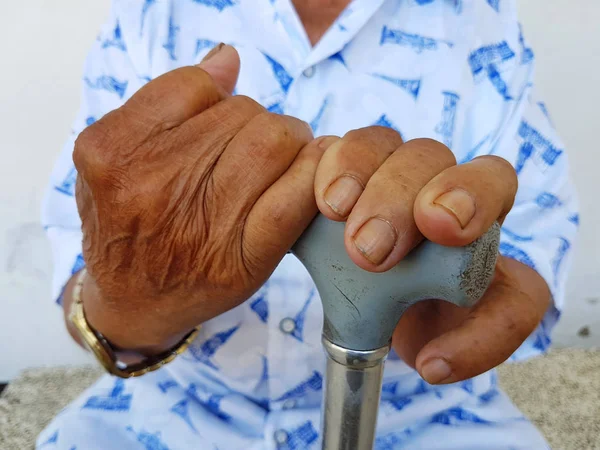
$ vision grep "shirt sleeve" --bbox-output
[463,9,579,361]
[41,3,145,305]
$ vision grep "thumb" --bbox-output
[197,44,240,95]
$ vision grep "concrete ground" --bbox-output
[0,349,599,449]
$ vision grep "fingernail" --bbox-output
[434,189,476,229]
[199,43,225,63]
[420,358,453,384]
[324,176,364,217]
[353,217,397,265]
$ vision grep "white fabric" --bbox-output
[39,0,578,448]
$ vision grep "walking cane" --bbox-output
[291,214,500,450]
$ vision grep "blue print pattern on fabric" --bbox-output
[83,379,132,411]
[387,396,413,411]
[518,24,534,65]
[536,192,562,209]
[310,97,329,132]
[329,51,346,66]
[487,0,500,12]
[552,238,571,283]
[158,380,179,393]
[375,428,413,450]
[140,0,156,35]
[262,53,294,93]
[54,168,77,197]
[276,371,322,401]
[533,327,551,352]
[195,39,219,56]
[84,76,128,98]
[186,384,232,422]
[435,91,459,148]
[284,421,319,450]
[479,389,499,403]
[415,379,443,399]
[430,407,492,426]
[461,379,474,394]
[537,101,552,122]
[102,21,127,51]
[192,0,236,12]
[380,26,452,52]
[502,228,533,242]
[469,42,515,99]
[71,254,85,275]
[171,400,199,433]
[499,242,536,270]
[85,116,96,126]
[40,430,59,447]
[250,293,269,323]
[127,427,170,450]
[289,290,315,342]
[515,142,534,174]
[518,121,563,170]
[371,74,421,99]
[568,214,580,225]
[163,16,180,60]
[381,381,398,396]
[267,102,284,114]
[205,395,231,422]
[188,325,240,369]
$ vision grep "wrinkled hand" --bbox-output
[74,45,326,352]
[314,128,551,384]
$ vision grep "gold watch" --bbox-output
[69,268,201,378]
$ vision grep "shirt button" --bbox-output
[274,429,289,445]
[279,318,296,334]
[302,65,316,78]
[282,398,297,409]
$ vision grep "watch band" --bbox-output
[69,268,201,378]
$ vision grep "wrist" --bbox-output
[81,273,192,356]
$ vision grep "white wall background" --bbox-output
[0,1,598,381]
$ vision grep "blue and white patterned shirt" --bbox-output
[39,1,578,449]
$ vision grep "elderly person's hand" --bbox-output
[74,45,329,353]
[76,44,550,384]
[314,129,551,384]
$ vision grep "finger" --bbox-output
[414,256,551,385]
[243,137,329,273]
[198,43,240,95]
[345,138,456,272]
[119,45,240,135]
[314,126,403,219]
[414,155,518,246]
[212,111,314,223]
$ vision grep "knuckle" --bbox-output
[408,138,457,167]
[252,112,296,149]
[345,125,403,148]
[367,125,404,144]
[73,125,110,176]
[179,65,216,89]
[229,95,265,115]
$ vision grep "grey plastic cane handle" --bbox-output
[291,215,500,351]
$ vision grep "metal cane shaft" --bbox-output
[292,215,501,449]
[322,339,389,450]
